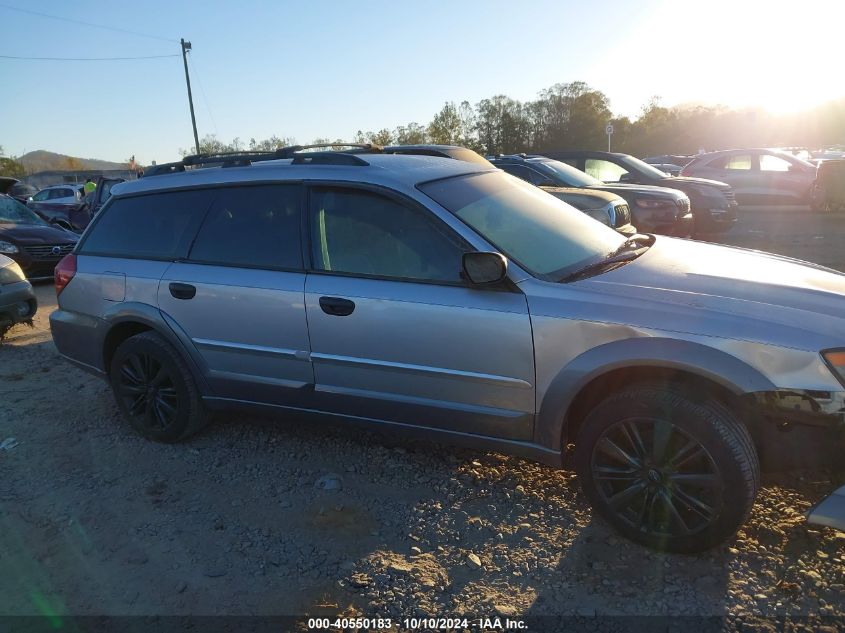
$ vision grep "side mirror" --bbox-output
[619,172,634,183]
[462,252,508,285]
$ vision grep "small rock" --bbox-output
[126,553,148,565]
[175,581,187,594]
[203,565,227,578]
[388,561,413,573]
[817,550,830,560]
[466,552,482,569]
[314,473,343,491]
[494,604,517,617]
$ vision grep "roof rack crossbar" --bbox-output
[142,142,384,177]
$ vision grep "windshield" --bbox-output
[0,195,48,226]
[620,155,672,179]
[419,171,624,280]
[532,159,604,187]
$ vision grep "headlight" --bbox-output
[634,198,672,209]
[0,240,19,254]
[584,207,613,226]
[822,350,845,387]
[0,261,25,284]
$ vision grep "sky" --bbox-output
[1,0,844,165]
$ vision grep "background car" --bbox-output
[27,184,91,231]
[680,148,819,208]
[0,193,78,280]
[540,187,636,235]
[382,144,494,167]
[546,150,738,234]
[643,154,694,168]
[645,163,684,176]
[811,159,845,212]
[83,176,124,216]
[0,177,38,203]
[0,253,37,339]
[386,145,636,234]
[489,154,692,236]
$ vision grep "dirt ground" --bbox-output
[2,209,845,629]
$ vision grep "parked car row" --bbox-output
[0,193,79,280]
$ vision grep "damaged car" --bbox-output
[49,146,845,553]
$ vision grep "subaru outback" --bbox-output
[50,144,845,552]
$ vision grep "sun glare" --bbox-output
[592,0,845,115]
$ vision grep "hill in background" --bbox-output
[19,150,127,173]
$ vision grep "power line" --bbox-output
[0,3,179,44]
[0,53,180,61]
[188,53,219,138]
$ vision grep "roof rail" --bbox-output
[142,143,383,178]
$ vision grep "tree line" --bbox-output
[184,80,845,160]
[4,80,844,178]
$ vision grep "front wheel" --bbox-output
[109,331,208,442]
[574,384,759,553]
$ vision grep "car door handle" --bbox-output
[319,296,355,317]
[169,282,196,300]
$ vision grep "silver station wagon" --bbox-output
[50,144,845,552]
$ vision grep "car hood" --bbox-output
[588,183,688,200]
[540,186,621,209]
[576,236,845,351]
[0,223,79,244]
[660,175,731,190]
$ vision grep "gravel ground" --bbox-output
[2,209,845,629]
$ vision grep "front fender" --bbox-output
[534,337,776,449]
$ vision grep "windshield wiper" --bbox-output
[559,234,654,283]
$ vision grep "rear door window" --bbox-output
[188,184,303,270]
[759,154,791,172]
[724,154,752,170]
[80,189,214,259]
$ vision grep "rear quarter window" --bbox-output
[79,189,214,259]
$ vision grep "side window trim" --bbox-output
[304,182,472,286]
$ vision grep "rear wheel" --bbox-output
[574,384,759,553]
[110,331,208,442]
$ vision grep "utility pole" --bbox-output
[180,38,200,155]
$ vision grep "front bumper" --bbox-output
[808,485,845,532]
[7,249,72,281]
[693,201,739,233]
[0,279,38,325]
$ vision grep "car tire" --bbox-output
[109,331,208,442]
[574,383,759,553]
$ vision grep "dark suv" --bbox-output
[489,154,692,236]
[545,151,738,234]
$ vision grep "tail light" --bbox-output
[679,165,692,177]
[54,253,77,295]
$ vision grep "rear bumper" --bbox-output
[49,308,106,373]
[0,280,37,325]
[808,485,845,532]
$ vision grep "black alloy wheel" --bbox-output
[590,418,722,538]
[110,331,208,442]
[574,384,760,553]
[116,351,180,431]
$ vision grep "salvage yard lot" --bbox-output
[2,210,845,627]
